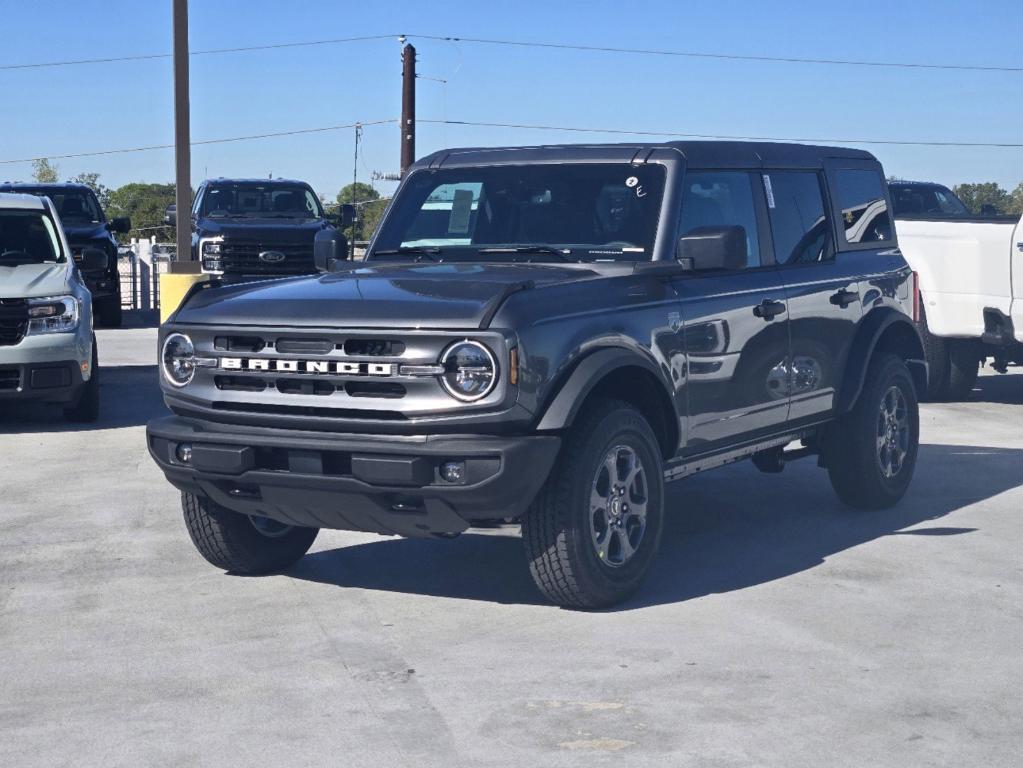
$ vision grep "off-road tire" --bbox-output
[944,339,980,400]
[182,493,319,574]
[917,304,948,401]
[63,341,99,423]
[522,399,664,609]
[826,354,919,510]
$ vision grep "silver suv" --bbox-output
[0,193,100,422]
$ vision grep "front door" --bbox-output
[673,170,791,456]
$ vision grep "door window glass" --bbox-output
[764,172,831,265]
[834,169,891,243]
[678,172,761,268]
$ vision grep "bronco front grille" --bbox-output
[0,299,28,346]
[219,240,316,276]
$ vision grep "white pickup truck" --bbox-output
[891,182,1023,399]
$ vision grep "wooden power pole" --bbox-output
[400,43,416,176]
[172,0,191,262]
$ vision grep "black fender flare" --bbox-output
[836,308,928,413]
[535,347,676,432]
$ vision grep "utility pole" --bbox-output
[400,42,416,176]
[351,123,362,258]
[172,0,191,262]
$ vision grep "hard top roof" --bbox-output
[415,140,877,171]
[0,182,94,193]
[202,178,313,186]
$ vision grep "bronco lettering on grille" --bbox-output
[219,358,395,376]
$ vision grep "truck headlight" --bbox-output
[440,340,498,401]
[201,241,223,273]
[162,333,196,387]
[25,296,79,335]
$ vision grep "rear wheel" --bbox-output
[182,493,319,574]
[826,354,919,509]
[944,339,980,400]
[917,304,948,401]
[522,399,664,609]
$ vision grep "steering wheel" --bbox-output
[0,249,32,262]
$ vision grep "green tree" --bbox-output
[31,158,59,183]
[953,182,1012,215]
[1009,182,1023,216]
[107,182,177,243]
[336,182,388,242]
[70,172,111,210]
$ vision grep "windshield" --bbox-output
[370,163,667,262]
[0,210,64,266]
[890,184,970,217]
[201,184,323,219]
[9,188,103,224]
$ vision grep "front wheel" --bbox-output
[182,493,319,574]
[825,354,919,509]
[522,399,664,609]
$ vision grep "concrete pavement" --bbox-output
[1,321,1021,767]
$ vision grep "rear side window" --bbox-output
[763,172,831,265]
[679,172,761,268]
[834,169,891,244]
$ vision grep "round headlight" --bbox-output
[440,341,498,401]
[162,333,196,387]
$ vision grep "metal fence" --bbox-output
[118,244,174,311]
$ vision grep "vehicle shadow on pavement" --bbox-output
[290,443,1023,610]
[0,364,164,433]
[970,372,1023,405]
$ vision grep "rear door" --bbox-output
[764,166,882,422]
[672,170,792,455]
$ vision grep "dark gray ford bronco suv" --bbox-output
[147,142,926,608]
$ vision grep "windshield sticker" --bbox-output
[625,175,647,198]
[763,174,776,209]
[447,189,474,234]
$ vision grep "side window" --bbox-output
[764,171,831,265]
[833,169,891,244]
[679,172,761,268]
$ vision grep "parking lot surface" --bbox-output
[2,319,1022,767]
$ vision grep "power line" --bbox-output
[407,34,1023,73]
[421,119,1023,148]
[0,34,395,71]
[4,116,1020,167]
[0,120,396,165]
[3,30,1020,74]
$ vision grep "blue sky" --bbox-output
[1,0,1020,201]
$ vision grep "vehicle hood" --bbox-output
[0,262,71,299]
[197,217,329,241]
[173,262,604,329]
[63,222,112,244]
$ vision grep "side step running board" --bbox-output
[663,430,815,482]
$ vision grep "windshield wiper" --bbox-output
[478,245,574,262]
[371,246,443,262]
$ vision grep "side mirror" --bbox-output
[338,203,356,228]
[79,248,109,272]
[314,228,350,272]
[980,204,998,217]
[677,226,747,272]
[164,204,177,227]
[110,216,131,234]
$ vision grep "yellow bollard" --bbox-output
[159,273,209,324]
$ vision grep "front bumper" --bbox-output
[147,415,560,537]
[82,273,118,300]
[0,359,85,403]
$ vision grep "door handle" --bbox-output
[753,299,786,321]
[830,288,860,308]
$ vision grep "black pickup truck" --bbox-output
[148,142,927,608]
[0,182,129,327]
[164,178,351,278]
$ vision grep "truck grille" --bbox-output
[219,240,316,276]
[0,299,28,346]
